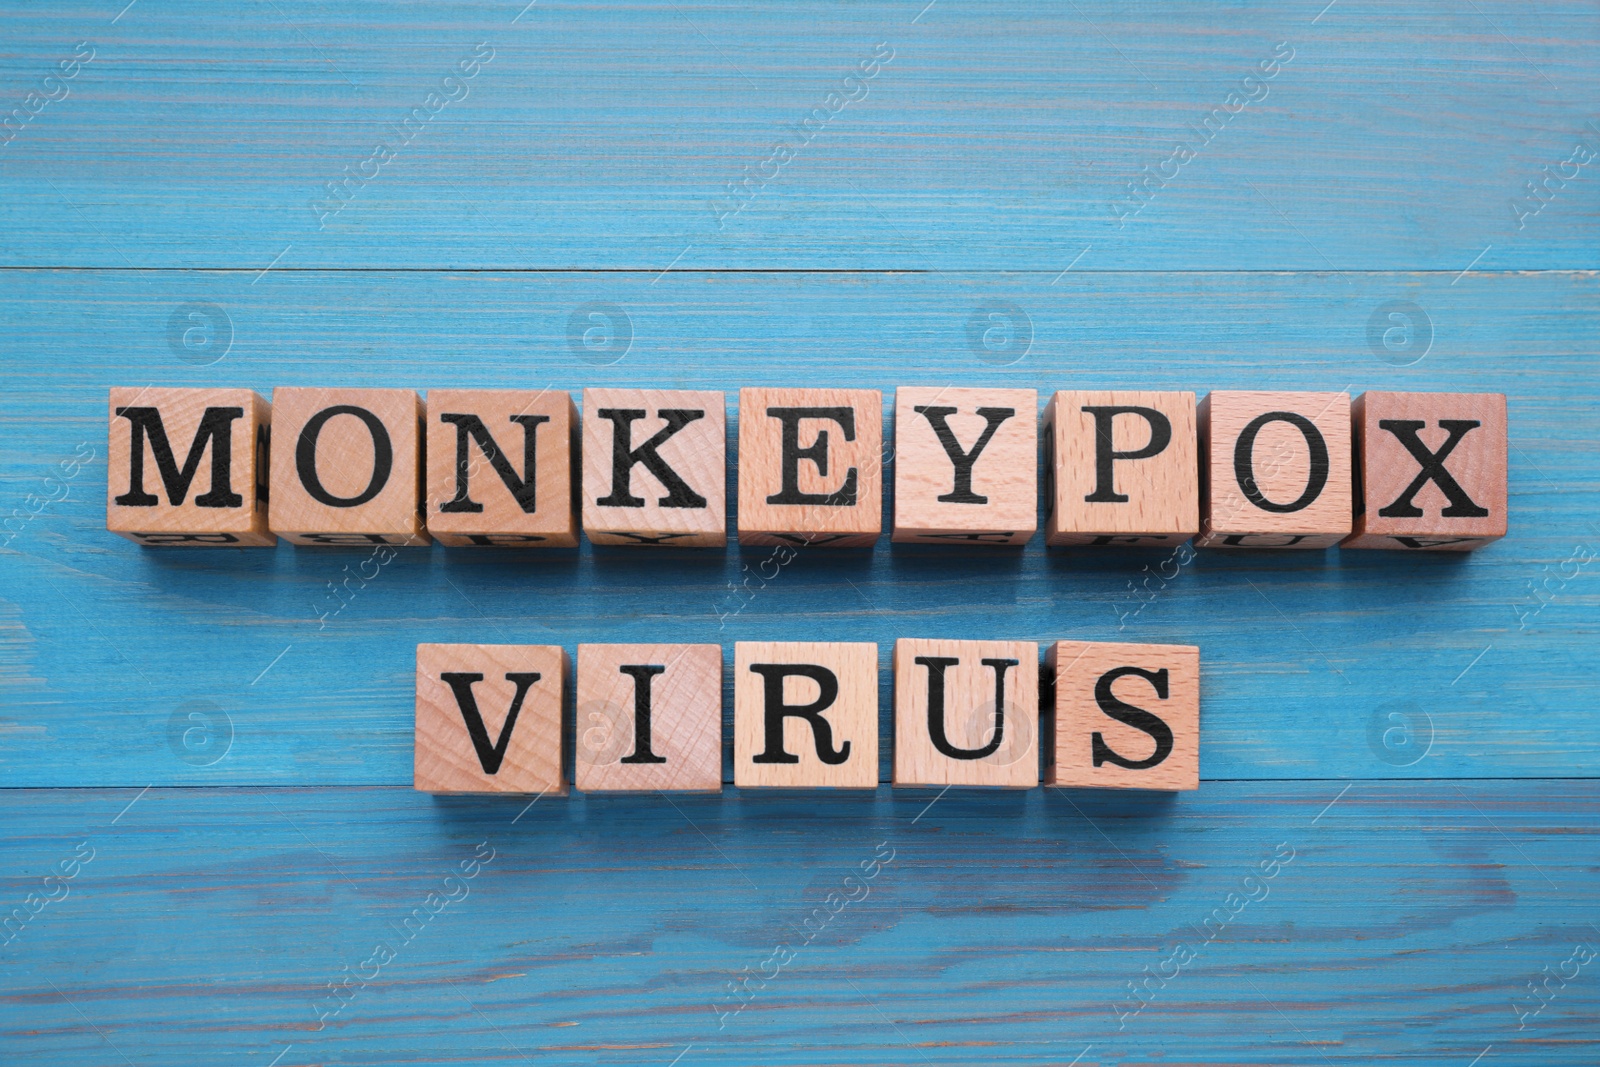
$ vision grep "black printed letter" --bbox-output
[1091,666,1173,770]
[296,405,393,508]
[595,409,707,509]
[765,407,857,506]
[748,663,851,765]
[1081,405,1172,503]
[914,406,1014,504]
[115,406,243,508]
[1376,419,1488,518]
[440,671,542,774]
[918,655,1016,760]
[618,664,668,764]
[1233,411,1328,513]
[438,412,549,514]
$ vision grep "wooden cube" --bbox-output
[269,387,428,546]
[733,642,879,788]
[107,387,274,546]
[892,387,1036,545]
[1045,390,1198,547]
[414,643,568,794]
[737,388,882,547]
[1343,392,1507,551]
[425,389,578,547]
[1196,391,1351,549]
[575,643,723,793]
[892,638,1038,788]
[581,389,726,547]
[1047,641,1199,791]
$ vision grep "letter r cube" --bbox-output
[734,641,879,788]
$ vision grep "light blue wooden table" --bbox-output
[2,2,1597,1064]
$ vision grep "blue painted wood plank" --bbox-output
[1,783,1596,1065]
[0,1,1596,269]
[1,269,1595,786]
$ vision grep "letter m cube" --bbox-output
[107,387,274,546]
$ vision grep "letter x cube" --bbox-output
[1342,392,1507,550]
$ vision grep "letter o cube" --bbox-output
[269,387,428,546]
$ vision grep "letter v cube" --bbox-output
[414,643,568,794]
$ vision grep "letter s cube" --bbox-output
[1048,641,1199,791]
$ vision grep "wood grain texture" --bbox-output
[1047,641,1201,792]
[737,388,882,547]
[1045,390,1198,547]
[1345,391,1508,551]
[892,387,1036,545]
[892,638,1039,788]
[1,3,1597,270]
[424,388,579,548]
[268,387,429,546]
[3,1,1598,1060]
[1197,391,1353,549]
[105,387,274,546]
[413,642,567,795]
[581,388,727,547]
[1,783,1596,1065]
[2,269,1596,786]
[574,643,723,793]
[734,641,879,788]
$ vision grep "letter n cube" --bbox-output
[426,388,579,547]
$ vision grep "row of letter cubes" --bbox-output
[109,386,1508,551]
[416,639,1200,793]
